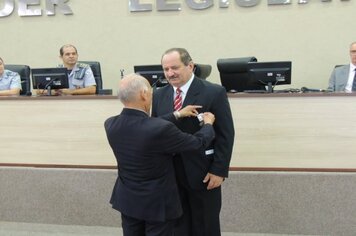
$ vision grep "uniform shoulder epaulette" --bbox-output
[5,70,18,76]
[77,63,90,69]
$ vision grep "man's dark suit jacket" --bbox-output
[152,77,235,189]
[104,108,215,222]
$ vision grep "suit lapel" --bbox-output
[161,86,175,113]
[183,77,202,106]
[339,65,350,87]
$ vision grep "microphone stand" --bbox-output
[43,78,59,96]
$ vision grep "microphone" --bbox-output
[41,77,60,96]
[44,77,59,90]
[151,76,168,88]
[301,87,326,93]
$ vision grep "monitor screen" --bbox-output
[32,68,69,90]
[133,65,167,87]
[247,61,292,93]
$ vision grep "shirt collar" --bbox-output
[173,74,194,95]
[350,63,356,71]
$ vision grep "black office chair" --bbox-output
[217,57,265,92]
[5,64,32,96]
[194,63,212,80]
[78,61,103,94]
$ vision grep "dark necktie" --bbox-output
[352,68,356,92]
[174,88,182,111]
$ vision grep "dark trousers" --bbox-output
[121,214,175,236]
[173,158,222,236]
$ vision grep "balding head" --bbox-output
[60,44,77,56]
[118,73,152,113]
[350,41,356,65]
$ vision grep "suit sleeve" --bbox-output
[327,68,336,92]
[209,87,235,178]
[160,122,215,154]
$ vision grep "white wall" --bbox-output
[1,0,355,93]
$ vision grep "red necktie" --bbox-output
[174,88,182,111]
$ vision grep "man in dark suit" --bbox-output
[104,73,216,236]
[152,48,235,236]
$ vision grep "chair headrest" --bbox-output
[4,65,31,76]
[217,57,257,73]
[194,63,212,79]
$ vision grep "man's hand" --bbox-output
[179,105,202,118]
[35,89,56,96]
[202,112,215,125]
[203,173,224,190]
[56,89,72,95]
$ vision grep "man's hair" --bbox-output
[162,48,193,66]
[0,57,3,63]
[118,73,150,103]
[60,44,78,56]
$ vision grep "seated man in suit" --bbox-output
[36,44,96,95]
[0,57,21,96]
[328,41,356,92]
[104,73,216,236]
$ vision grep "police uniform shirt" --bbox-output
[59,63,96,89]
[0,70,21,91]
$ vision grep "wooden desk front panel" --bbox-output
[1,98,119,166]
[1,95,356,169]
[230,95,356,169]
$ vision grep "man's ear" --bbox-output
[140,89,148,101]
[188,61,195,71]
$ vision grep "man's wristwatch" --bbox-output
[173,111,181,119]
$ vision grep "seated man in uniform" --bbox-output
[0,57,21,96]
[37,44,96,95]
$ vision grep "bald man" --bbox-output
[104,73,216,236]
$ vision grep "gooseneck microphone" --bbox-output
[42,77,60,96]
[301,87,326,93]
[151,76,168,89]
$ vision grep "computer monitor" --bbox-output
[217,57,266,93]
[247,61,292,93]
[133,65,168,88]
[32,68,69,96]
